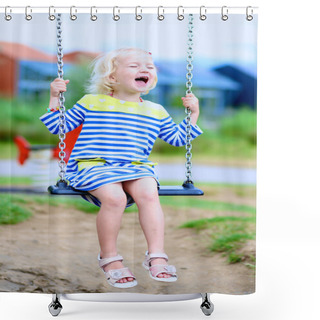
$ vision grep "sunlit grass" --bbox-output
[180,215,256,265]
[180,216,256,230]
[0,194,32,224]
[160,197,256,215]
[0,176,33,185]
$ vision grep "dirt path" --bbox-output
[0,192,255,295]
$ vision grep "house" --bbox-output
[0,43,102,99]
[213,64,257,110]
[145,61,241,116]
[0,41,55,97]
[0,42,256,116]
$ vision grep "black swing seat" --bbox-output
[48,180,204,196]
[158,182,204,196]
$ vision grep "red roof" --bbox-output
[0,41,55,62]
[0,41,101,64]
[63,51,100,63]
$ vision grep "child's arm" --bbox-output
[39,78,86,134]
[158,94,203,147]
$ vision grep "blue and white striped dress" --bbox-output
[40,94,203,207]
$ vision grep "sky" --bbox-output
[0,13,257,69]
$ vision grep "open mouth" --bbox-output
[135,76,149,84]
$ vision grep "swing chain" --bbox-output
[54,13,194,185]
[185,14,194,183]
[56,14,67,182]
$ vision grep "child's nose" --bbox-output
[139,66,149,73]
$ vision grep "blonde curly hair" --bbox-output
[86,48,157,95]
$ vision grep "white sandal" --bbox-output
[98,254,137,288]
[142,251,177,282]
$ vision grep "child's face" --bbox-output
[110,53,157,94]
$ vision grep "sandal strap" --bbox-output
[98,254,123,269]
[145,252,168,266]
[148,252,168,260]
[105,267,136,285]
[149,264,177,278]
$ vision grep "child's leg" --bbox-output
[89,183,134,283]
[123,178,172,279]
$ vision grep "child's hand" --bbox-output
[50,78,70,98]
[181,93,199,115]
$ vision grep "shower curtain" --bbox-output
[0,8,257,296]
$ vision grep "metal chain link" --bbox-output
[185,14,194,183]
[56,14,67,182]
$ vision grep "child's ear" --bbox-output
[108,73,116,82]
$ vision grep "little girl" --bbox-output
[40,48,202,289]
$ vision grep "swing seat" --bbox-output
[48,180,204,196]
[48,181,89,196]
[158,182,204,196]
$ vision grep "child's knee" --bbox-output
[137,187,159,204]
[100,190,127,208]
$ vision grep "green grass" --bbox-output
[219,108,256,145]
[180,215,256,265]
[0,142,17,159]
[180,216,256,230]
[160,197,256,215]
[160,184,256,265]
[0,97,53,143]
[151,129,256,164]
[45,196,101,214]
[211,232,254,252]
[0,194,32,224]
[0,176,33,185]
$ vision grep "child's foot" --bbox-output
[102,259,135,284]
[143,252,177,282]
[150,258,175,279]
[98,254,137,287]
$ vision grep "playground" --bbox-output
[0,181,256,294]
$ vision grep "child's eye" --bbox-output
[129,65,138,68]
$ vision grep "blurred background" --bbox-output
[0,13,257,169]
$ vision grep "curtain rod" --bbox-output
[0,6,259,15]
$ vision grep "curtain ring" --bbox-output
[90,6,98,21]
[200,6,207,21]
[4,6,12,21]
[157,6,165,21]
[49,6,56,21]
[246,6,254,21]
[113,6,120,21]
[25,6,32,21]
[221,6,228,21]
[70,6,77,21]
[177,6,184,21]
[135,6,142,21]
